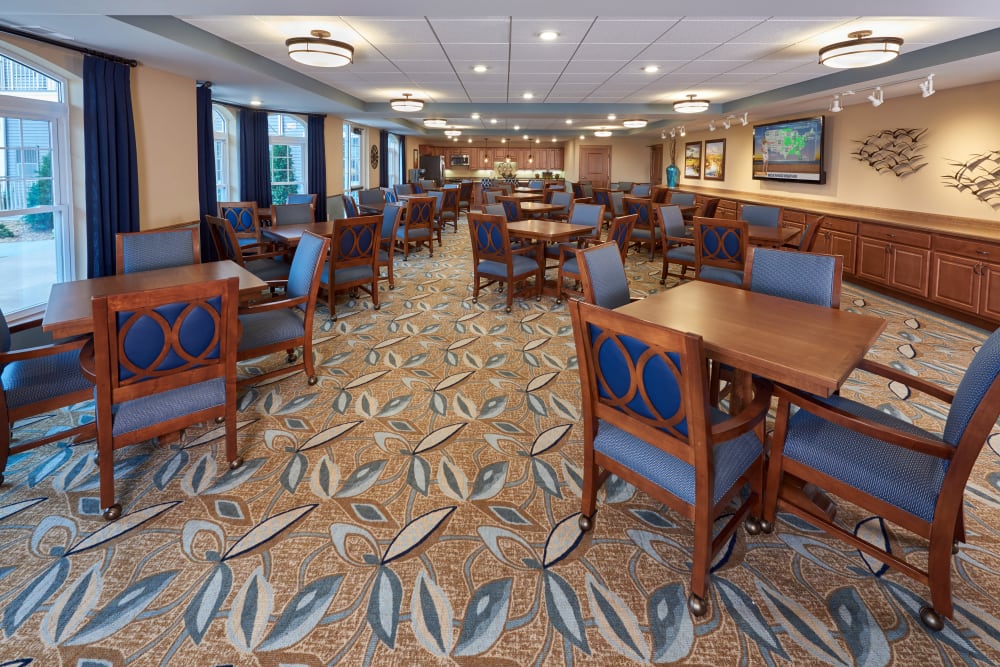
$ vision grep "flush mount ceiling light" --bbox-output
[423,118,448,128]
[286,30,354,68]
[473,65,488,73]
[390,93,424,112]
[643,65,660,74]
[444,129,462,137]
[539,30,559,41]
[594,129,612,137]
[674,94,710,113]
[819,30,903,69]
[623,119,648,128]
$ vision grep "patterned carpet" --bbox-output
[3,215,1000,666]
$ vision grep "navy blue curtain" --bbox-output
[195,83,219,260]
[379,130,390,187]
[239,108,271,208]
[307,114,327,222]
[83,56,139,278]
[398,134,406,186]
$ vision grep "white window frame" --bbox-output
[343,123,365,193]
[388,133,402,188]
[268,112,307,204]
[212,104,238,202]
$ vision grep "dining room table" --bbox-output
[43,260,268,339]
[519,201,566,217]
[500,191,545,202]
[507,219,595,297]
[263,221,335,248]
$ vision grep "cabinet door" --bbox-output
[932,252,981,314]
[857,237,890,283]
[890,245,930,296]
[812,229,833,255]
[830,231,857,274]
[552,148,564,170]
[981,263,1000,320]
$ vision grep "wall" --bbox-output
[669,80,1000,221]
[325,115,344,196]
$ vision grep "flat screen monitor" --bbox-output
[752,116,826,184]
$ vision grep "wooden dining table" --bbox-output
[43,261,268,339]
[507,220,595,297]
[263,221,335,247]
[500,191,544,202]
[519,201,565,217]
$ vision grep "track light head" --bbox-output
[708,120,716,132]
[740,112,748,126]
[920,73,936,98]
[722,117,732,130]
[678,125,686,137]
[830,94,843,113]
[867,86,884,107]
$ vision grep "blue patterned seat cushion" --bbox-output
[562,257,579,275]
[477,256,537,278]
[245,258,289,282]
[397,228,432,241]
[595,410,762,506]
[631,228,662,240]
[666,246,695,261]
[3,349,93,410]
[238,309,306,351]
[323,265,374,284]
[699,267,743,285]
[783,395,947,522]
[112,378,224,437]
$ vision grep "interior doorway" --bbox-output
[578,145,611,189]
[649,144,663,185]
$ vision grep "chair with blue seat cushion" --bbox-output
[547,190,574,221]
[651,186,670,203]
[419,179,436,191]
[581,182,594,198]
[738,203,783,227]
[115,228,200,274]
[438,187,461,235]
[617,181,633,194]
[483,189,501,205]
[569,297,770,616]
[237,230,330,385]
[426,191,445,243]
[0,309,94,486]
[527,179,544,190]
[468,212,541,313]
[218,202,265,250]
[271,203,316,226]
[785,215,825,251]
[394,196,436,259]
[206,215,289,283]
[546,202,606,266]
[609,191,625,217]
[763,325,1000,630]
[743,246,843,307]
[326,195,347,221]
[319,216,381,320]
[285,193,318,219]
[697,197,720,219]
[592,188,614,224]
[89,276,241,519]
[394,183,414,197]
[571,182,585,198]
[631,183,651,197]
[341,194,360,218]
[382,188,398,204]
[496,196,524,223]
[357,188,386,215]
[377,204,403,291]
[458,181,474,213]
[693,217,748,286]
[658,204,696,284]
[668,191,696,206]
[569,228,634,308]
[625,196,658,259]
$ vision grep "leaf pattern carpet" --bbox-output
[2,216,1000,666]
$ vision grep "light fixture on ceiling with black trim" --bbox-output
[390,93,424,112]
[286,30,354,68]
[673,94,710,113]
[423,118,447,128]
[819,30,903,69]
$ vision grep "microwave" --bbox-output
[449,154,470,167]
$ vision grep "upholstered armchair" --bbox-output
[319,216,381,320]
[115,228,200,274]
[467,212,541,313]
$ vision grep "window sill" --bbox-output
[6,304,46,333]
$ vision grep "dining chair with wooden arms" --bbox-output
[658,204,696,284]
[467,212,541,313]
[457,181,474,213]
[285,193,318,219]
[218,201,265,250]
[667,191,696,206]
[651,186,670,204]
[547,191,573,221]
[625,196,658,260]
[394,196,436,259]
[377,204,403,291]
[483,189,501,206]
[784,215,826,251]
[88,276,242,520]
[237,230,330,386]
[394,183,414,197]
[737,203,783,227]
[763,325,1000,631]
[341,194,361,218]
[115,228,200,274]
[546,202,605,269]
[0,309,94,486]
[696,197,720,219]
[426,190,444,244]
[496,195,525,223]
[206,215,289,283]
[592,188,614,225]
[631,183,651,197]
[326,195,347,221]
[438,186,460,234]
[358,188,386,215]
[693,217,748,286]
[569,297,770,617]
[271,203,316,226]
[319,216,381,320]
[570,236,634,308]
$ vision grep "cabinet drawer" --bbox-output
[860,223,931,248]
[934,235,999,261]
[782,210,806,224]
[820,216,857,235]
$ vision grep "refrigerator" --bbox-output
[418,155,445,186]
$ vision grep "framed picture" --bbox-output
[703,138,726,181]
[684,141,702,179]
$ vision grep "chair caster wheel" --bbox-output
[578,514,593,532]
[307,375,318,386]
[659,279,666,285]
[744,516,762,535]
[472,298,478,304]
[505,307,512,313]
[389,285,395,290]
[535,296,541,302]
[919,606,944,631]
[215,415,226,424]
[229,456,244,470]
[759,519,773,534]
[687,593,708,617]
[103,504,122,521]
[952,540,960,555]
[375,304,381,310]
[286,353,298,363]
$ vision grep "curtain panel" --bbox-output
[307,114,327,222]
[379,130,389,188]
[195,83,219,260]
[239,108,271,208]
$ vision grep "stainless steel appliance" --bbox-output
[419,155,445,185]
[449,154,470,167]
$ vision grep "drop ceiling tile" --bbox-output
[427,18,511,42]
[572,43,646,61]
[732,19,845,44]
[510,19,595,44]
[393,60,459,74]
[673,60,747,75]
[639,43,716,60]
[378,44,447,60]
[660,19,765,43]
[343,18,438,43]
[506,43,579,60]
[510,60,568,74]
[443,44,511,60]
[703,43,782,60]
[562,60,630,75]
[586,19,679,42]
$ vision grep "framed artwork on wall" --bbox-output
[704,138,726,181]
[684,141,702,179]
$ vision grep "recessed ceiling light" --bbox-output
[643,65,660,74]
[551,138,557,142]
[539,31,559,41]
[565,119,573,125]
[535,138,540,144]
[471,113,480,119]
[468,137,473,143]
[490,118,498,124]
[444,129,462,137]
[523,92,534,100]
[607,114,617,121]
[473,64,488,73]
[501,138,507,143]
[513,125,520,131]
[579,135,585,140]
[522,134,529,140]
[250,99,263,106]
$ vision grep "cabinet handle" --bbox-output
[977,250,989,256]
[887,233,896,238]
[975,262,984,275]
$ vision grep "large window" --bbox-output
[213,107,229,201]
[343,123,364,192]
[268,113,306,204]
[387,133,402,187]
[0,52,69,317]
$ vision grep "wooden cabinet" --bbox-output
[857,223,930,297]
[781,209,806,243]
[811,216,857,274]
[931,235,1000,319]
[715,199,739,219]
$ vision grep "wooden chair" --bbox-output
[326,195,347,221]
[631,183,651,197]
[693,217,748,286]
[566,215,638,307]
[457,181,474,213]
[658,204,696,284]
[394,196,436,259]
[625,196,658,259]
[667,191,696,206]
[496,195,525,223]
[206,215,289,282]
[763,325,1000,630]
[88,276,241,519]
[483,189,502,205]
[438,186,460,233]
[785,215,826,251]
[0,309,94,486]
[547,191,573,220]
[697,197,720,219]
[237,230,329,385]
[218,202,265,250]
[737,203,783,227]
[546,202,605,269]
[358,188,386,215]
[569,298,770,616]
[342,195,361,218]
[377,204,403,291]
[319,216,381,320]
[394,183,414,197]
[467,212,541,313]
[592,188,615,224]
[271,203,315,226]
[650,186,670,204]
[115,228,200,274]
[286,193,318,220]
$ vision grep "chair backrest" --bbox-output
[610,191,625,215]
[380,204,403,242]
[568,202,605,239]
[467,212,515,265]
[592,188,611,210]
[624,197,653,232]
[330,217,379,278]
[458,181,474,203]
[527,179,544,190]
[550,191,573,211]
[743,247,843,308]
[738,204,782,227]
[571,182,584,198]
[116,228,200,274]
[694,217,748,274]
[496,196,523,222]
[576,242,631,308]
[484,189,501,205]
[272,203,315,226]
[286,193,318,212]
[944,326,1000,447]
[700,198,720,218]
[205,215,244,266]
[617,181,633,193]
[581,183,594,198]
[288,230,331,311]
[0,307,10,354]
[218,202,261,243]
[342,194,360,218]
[631,183,651,197]
[427,190,444,216]
[403,196,435,229]
[394,183,414,196]
[440,187,460,217]
[358,188,386,207]
[484,203,507,217]
[326,195,347,221]
[651,186,670,204]
[419,179,436,190]
[657,205,687,240]
[798,216,825,251]
[607,214,638,259]
[382,188,398,203]
[668,191,696,206]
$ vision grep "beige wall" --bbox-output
[668,80,1000,221]
[325,115,344,196]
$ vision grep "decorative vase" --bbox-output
[666,163,680,188]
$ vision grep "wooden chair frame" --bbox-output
[625,196,657,259]
[395,196,436,259]
[658,205,696,284]
[693,217,748,285]
[218,201,265,248]
[468,212,542,313]
[321,216,381,320]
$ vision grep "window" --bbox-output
[387,133,402,187]
[213,107,228,201]
[343,123,364,192]
[0,51,70,317]
[268,113,306,204]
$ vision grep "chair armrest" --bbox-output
[0,334,90,364]
[239,294,309,315]
[710,376,772,442]
[774,384,955,460]
[512,245,536,257]
[665,234,693,246]
[856,359,954,404]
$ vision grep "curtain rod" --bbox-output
[0,24,137,67]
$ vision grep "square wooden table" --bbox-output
[263,222,335,247]
[43,261,268,339]
[507,220,595,297]
[519,201,565,217]
[501,192,544,202]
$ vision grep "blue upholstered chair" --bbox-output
[426,190,445,241]
[467,212,541,313]
[0,309,94,486]
[496,196,524,223]
[458,181,474,212]
[625,196,658,259]
[548,191,574,221]
[592,188,614,224]
[527,179,544,190]
[569,297,770,616]
[609,191,625,217]
[218,202,264,249]
[763,325,1000,631]
[237,230,330,385]
[545,202,606,269]
[285,193,318,218]
[320,216,381,320]
[483,189,501,205]
[357,188,386,215]
[377,204,403,291]
[342,194,360,218]
[693,217,748,286]
[206,215,289,282]
[658,204,696,284]
[383,188,398,204]
[631,183,651,197]
[394,183,414,197]
[483,203,506,217]
[438,187,460,234]
[617,181,633,194]
[571,182,585,198]
[743,246,843,307]
[785,215,825,251]
[326,195,347,221]
[738,203,782,227]
[272,203,315,226]
[115,228,200,274]
[568,216,637,307]
[419,179,436,191]
[89,276,241,520]
[395,196,436,259]
[668,191,696,206]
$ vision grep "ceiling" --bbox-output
[3,2,1000,139]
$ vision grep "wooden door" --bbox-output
[649,144,663,185]
[580,146,611,189]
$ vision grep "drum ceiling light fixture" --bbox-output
[423,118,448,128]
[390,93,424,112]
[286,30,354,68]
[673,94,710,113]
[819,30,903,69]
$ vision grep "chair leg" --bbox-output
[98,436,120,520]
[0,425,10,485]
[688,513,712,616]
[923,533,954,630]
[579,452,600,532]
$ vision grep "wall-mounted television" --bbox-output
[752,116,826,184]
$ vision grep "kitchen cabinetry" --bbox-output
[931,236,1000,320]
[856,223,930,297]
[811,216,857,274]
